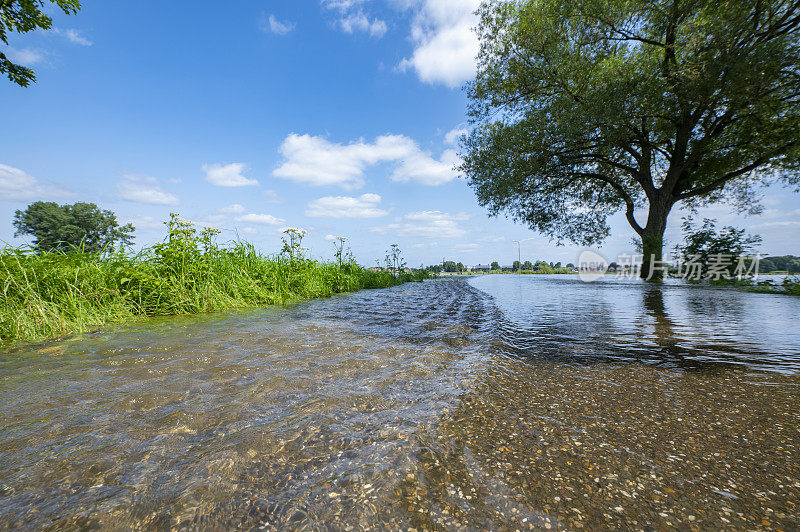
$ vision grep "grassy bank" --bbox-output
[1,216,425,349]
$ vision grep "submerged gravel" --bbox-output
[0,276,798,530]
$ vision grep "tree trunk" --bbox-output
[639,200,671,281]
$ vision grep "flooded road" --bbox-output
[1,275,798,530]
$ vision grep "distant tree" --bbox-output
[759,258,776,273]
[534,260,553,273]
[522,260,533,270]
[13,201,134,252]
[456,261,465,272]
[513,260,521,271]
[490,261,500,270]
[462,0,800,281]
[1,1,82,87]
[554,262,561,269]
[443,261,458,273]
[566,263,575,269]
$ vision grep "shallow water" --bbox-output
[0,275,798,530]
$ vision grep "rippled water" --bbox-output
[1,275,798,530]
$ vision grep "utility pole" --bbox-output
[512,238,535,274]
[513,240,521,273]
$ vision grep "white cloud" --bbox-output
[338,12,388,37]
[219,204,246,214]
[5,48,44,66]
[262,14,295,35]
[54,28,93,46]
[116,174,179,206]
[391,147,458,186]
[262,189,283,203]
[322,0,367,9]
[0,163,70,201]
[203,163,259,187]
[444,126,467,146]
[371,210,470,238]
[398,0,480,88]
[323,0,387,38]
[272,133,458,188]
[306,193,389,218]
[236,213,285,225]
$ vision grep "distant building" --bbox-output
[472,264,491,271]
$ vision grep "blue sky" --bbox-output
[1,0,798,267]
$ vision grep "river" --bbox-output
[1,275,798,530]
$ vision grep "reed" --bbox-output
[0,215,425,349]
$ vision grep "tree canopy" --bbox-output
[461,0,800,279]
[13,201,135,252]
[1,0,82,87]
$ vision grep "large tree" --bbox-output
[1,0,82,87]
[461,0,800,279]
[13,201,135,252]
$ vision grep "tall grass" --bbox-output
[0,215,425,349]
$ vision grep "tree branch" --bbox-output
[675,140,800,200]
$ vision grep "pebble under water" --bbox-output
[0,275,798,530]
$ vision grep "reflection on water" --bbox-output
[0,276,798,529]
[474,274,800,372]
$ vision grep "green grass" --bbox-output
[0,216,426,349]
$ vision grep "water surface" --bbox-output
[1,276,798,530]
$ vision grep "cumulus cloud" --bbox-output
[371,210,470,238]
[444,126,468,146]
[322,0,387,38]
[339,12,388,37]
[236,213,285,225]
[306,193,389,218]
[54,28,93,46]
[116,174,179,206]
[398,0,480,88]
[203,163,259,187]
[391,146,459,186]
[261,14,295,35]
[0,163,70,201]
[273,133,458,188]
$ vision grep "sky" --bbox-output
[1,0,799,268]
